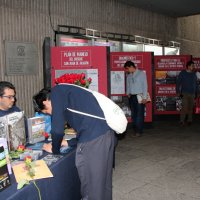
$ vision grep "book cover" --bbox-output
[12,159,53,183]
[6,111,26,151]
[35,112,51,134]
[0,116,8,139]
[27,117,45,144]
[64,128,76,140]
[0,138,12,175]
[42,154,63,166]
[0,146,11,191]
[0,112,26,151]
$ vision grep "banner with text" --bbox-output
[154,55,192,115]
[51,46,109,95]
[110,52,153,122]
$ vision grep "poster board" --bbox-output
[193,58,200,70]
[193,58,200,114]
[110,52,153,122]
[51,46,110,96]
[154,55,192,115]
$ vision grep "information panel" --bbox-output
[193,58,200,114]
[110,52,153,122]
[51,46,109,96]
[154,55,192,115]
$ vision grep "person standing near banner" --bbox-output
[176,60,198,126]
[124,60,148,137]
[32,84,116,200]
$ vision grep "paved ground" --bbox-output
[113,116,200,200]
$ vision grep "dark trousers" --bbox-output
[75,130,115,200]
[129,95,145,134]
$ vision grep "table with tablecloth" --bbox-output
[0,149,81,200]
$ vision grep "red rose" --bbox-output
[17,145,25,152]
[43,132,49,139]
[81,73,85,79]
[24,156,32,164]
[88,77,92,83]
[80,79,86,85]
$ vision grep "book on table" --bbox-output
[0,138,12,175]
[0,145,11,191]
[27,116,45,144]
[0,111,26,151]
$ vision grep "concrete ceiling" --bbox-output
[119,0,200,17]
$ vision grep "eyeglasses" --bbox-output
[1,95,16,100]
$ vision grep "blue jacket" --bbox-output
[51,84,111,154]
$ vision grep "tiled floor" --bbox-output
[113,117,200,200]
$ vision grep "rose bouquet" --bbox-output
[55,73,92,88]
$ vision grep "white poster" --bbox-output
[111,71,125,94]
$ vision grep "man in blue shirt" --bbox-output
[124,60,148,137]
[0,81,21,117]
[176,60,198,126]
[33,84,116,200]
[0,81,28,141]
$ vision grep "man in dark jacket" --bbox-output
[33,84,116,200]
[176,60,198,126]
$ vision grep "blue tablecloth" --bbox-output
[0,149,81,200]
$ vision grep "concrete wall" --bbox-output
[0,0,196,117]
[177,15,200,57]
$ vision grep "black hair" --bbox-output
[33,88,51,112]
[186,60,194,68]
[0,81,16,96]
[124,60,136,68]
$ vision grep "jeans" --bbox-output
[129,95,145,134]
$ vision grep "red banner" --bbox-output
[156,85,176,96]
[111,54,144,69]
[51,46,109,96]
[154,55,192,115]
[154,55,191,70]
[60,50,91,67]
[110,52,153,122]
[193,58,200,70]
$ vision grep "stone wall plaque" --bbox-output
[5,41,38,75]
